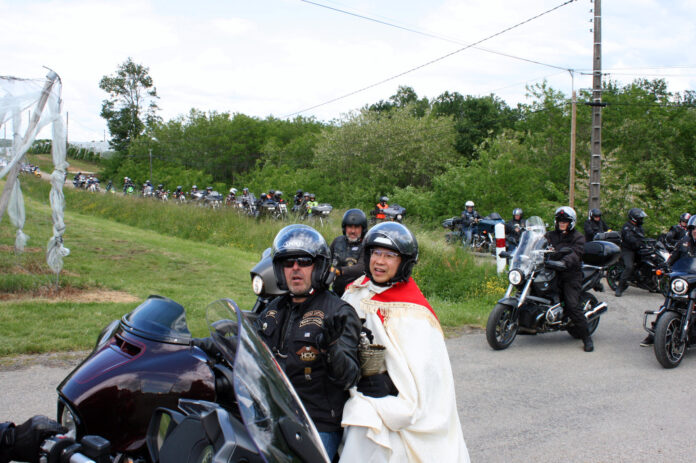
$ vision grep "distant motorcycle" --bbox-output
[486,216,617,350]
[643,255,696,368]
[370,204,406,225]
[471,212,505,254]
[604,233,670,294]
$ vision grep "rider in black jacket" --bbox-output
[664,212,691,249]
[616,208,647,297]
[505,208,525,249]
[583,208,609,242]
[256,225,361,460]
[330,209,368,296]
[545,206,593,352]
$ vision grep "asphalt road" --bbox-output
[1,284,693,462]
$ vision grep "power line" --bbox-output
[300,0,574,73]
[285,0,577,118]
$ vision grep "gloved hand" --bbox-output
[316,314,347,350]
[357,373,398,398]
[10,415,67,463]
[545,260,567,271]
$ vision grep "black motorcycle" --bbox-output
[369,204,406,225]
[604,234,670,294]
[486,217,618,350]
[643,256,696,368]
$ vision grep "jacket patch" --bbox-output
[296,345,319,362]
[299,310,324,328]
[266,310,278,319]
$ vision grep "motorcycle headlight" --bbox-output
[252,275,264,295]
[396,214,403,220]
[671,278,688,295]
[508,270,523,285]
[59,403,78,439]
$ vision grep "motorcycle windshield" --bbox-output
[121,296,192,344]
[207,299,328,463]
[671,256,696,275]
[510,216,547,276]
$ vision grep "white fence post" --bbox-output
[495,223,506,274]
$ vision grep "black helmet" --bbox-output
[512,208,523,218]
[363,222,418,284]
[271,224,332,294]
[687,215,696,230]
[380,196,389,203]
[296,189,303,195]
[554,206,577,231]
[628,208,647,225]
[589,208,601,219]
[269,189,275,196]
[679,212,691,223]
[158,184,163,189]
[342,209,368,239]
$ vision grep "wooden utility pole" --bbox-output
[588,0,603,210]
[569,89,577,208]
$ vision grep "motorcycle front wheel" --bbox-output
[605,262,624,290]
[486,303,518,350]
[654,311,687,369]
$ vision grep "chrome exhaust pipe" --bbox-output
[585,302,608,321]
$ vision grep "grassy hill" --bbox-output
[0,175,502,357]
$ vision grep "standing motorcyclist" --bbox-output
[306,193,318,215]
[255,225,361,459]
[544,206,593,352]
[505,208,525,249]
[615,208,648,297]
[583,208,609,242]
[664,212,691,249]
[460,200,482,245]
[1,416,66,463]
[374,196,389,220]
[330,209,368,296]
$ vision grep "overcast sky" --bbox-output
[2,0,695,142]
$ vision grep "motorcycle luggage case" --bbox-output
[583,240,620,266]
[593,231,621,245]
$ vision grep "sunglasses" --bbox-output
[281,256,314,268]
[370,249,400,260]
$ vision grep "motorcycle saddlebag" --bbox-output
[593,231,621,245]
[583,240,620,266]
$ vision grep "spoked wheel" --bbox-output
[486,303,519,350]
[606,262,624,290]
[567,292,600,339]
[654,311,687,369]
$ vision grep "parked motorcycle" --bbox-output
[604,233,670,294]
[370,204,406,225]
[486,216,617,350]
[643,255,696,368]
[54,295,327,462]
[471,212,505,254]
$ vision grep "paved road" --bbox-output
[1,285,693,462]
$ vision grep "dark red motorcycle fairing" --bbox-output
[57,325,215,457]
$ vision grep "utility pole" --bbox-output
[149,148,153,181]
[569,89,577,208]
[588,0,603,211]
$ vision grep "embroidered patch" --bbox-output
[296,346,319,362]
[266,310,278,319]
[299,310,324,328]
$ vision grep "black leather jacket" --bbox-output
[668,235,696,267]
[256,290,361,432]
[330,236,366,296]
[544,228,585,273]
[460,209,481,227]
[620,221,645,251]
[665,224,688,247]
[583,218,609,242]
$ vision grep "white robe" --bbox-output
[339,278,470,463]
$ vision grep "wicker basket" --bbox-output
[359,344,387,376]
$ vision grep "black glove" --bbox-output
[357,373,398,398]
[545,260,567,271]
[316,314,347,350]
[10,415,67,463]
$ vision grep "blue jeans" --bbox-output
[462,225,474,244]
[319,430,343,460]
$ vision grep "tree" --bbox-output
[100,57,160,152]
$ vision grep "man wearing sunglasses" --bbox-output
[256,224,362,460]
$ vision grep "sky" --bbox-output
[2,0,695,142]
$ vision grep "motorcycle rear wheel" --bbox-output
[486,303,518,350]
[606,262,624,290]
[654,311,687,369]
[567,292,600,338]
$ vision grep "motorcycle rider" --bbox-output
[294,189,304,208]
[505,208,525,249]
[460,200,482,245]
[339,222,470,462]
[583,208,609,242]
[615,208,648,297]
[1,416,66,463]
[664,212,691,249]
[306,193,319,216]
[255,224,361,459]
[641,215,696,347]
[273,190,285,203]
[374,196,389,221]
[544,206,593,352]
[330,209,368,296]
[226,187,237,205]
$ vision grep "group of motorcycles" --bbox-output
[72,174,100,192]
[442,212,505,254]
[485,216,696,370]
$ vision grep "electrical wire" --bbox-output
[284,0,577,117]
